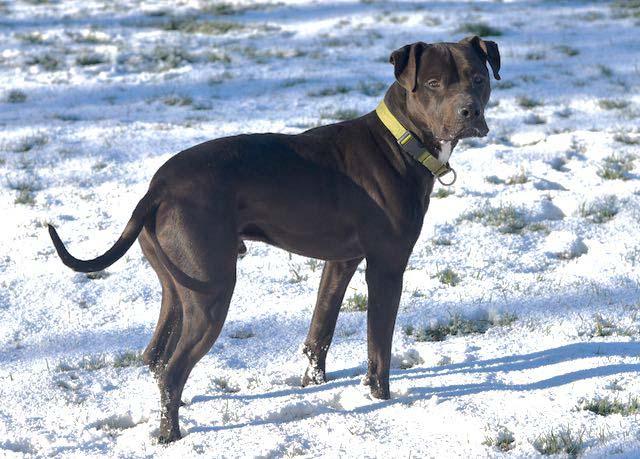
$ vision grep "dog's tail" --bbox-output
[48,190,158,273]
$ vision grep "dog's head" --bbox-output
[390,36,501,148]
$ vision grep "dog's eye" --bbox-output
[473,75,484,85]
[426,79,440,89]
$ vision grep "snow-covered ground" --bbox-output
[2,0,640,457]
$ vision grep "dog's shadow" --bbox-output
[189,341,640,434]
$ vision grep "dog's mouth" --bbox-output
[438,118,490,143]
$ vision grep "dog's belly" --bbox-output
[236,177,366,261]
[239,220,362,261]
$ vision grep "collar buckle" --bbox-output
[437,166,457,186]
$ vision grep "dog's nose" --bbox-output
[458,103,481,120]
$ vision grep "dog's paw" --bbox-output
[301,365,326,387]
[158,431,182,444]
[369,385,391,400]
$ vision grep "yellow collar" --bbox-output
[375,100,456,185]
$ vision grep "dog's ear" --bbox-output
[461,35,501,80]
[389,42,428,92]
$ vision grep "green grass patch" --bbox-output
[357,81,386,97]
[151,46,195,70]
[457,22,503,37]
[6,89,27,103]
[457,203,527,234]
[506,168,528,185]
[434,268,460,286]
[578,196,619,223]
[555,45,579,56]
[113,350,144,368]
[483,426,515,452]
[343,292,367,312]
[164,18,246,35]
[598,99,629,110]
[580,396,640,416]
[517,96,543,109]
[26,53,61,71]
[308,85,350,97]
[533,427,584,458]
[433,188,454,198]
[524,113,546,125]
[597,64,614,78]
[525,51,545,61]
[597,154,636,180]
[76,52,108,66]
[321,109,361,121]
[410,312,517,342]
[614,132,640,145]
[10,133,48,152]
[163,95,193,106]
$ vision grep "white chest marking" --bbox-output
[438,141,452,163]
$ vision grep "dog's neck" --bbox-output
[383,83,448,161]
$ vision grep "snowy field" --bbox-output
[2,0,640,457]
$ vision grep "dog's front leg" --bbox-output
[363,261,404,399]
[302,258,363,386]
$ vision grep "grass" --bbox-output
[580,396,640,416]
[308,85,350,97]
[321,109,360,121]
[10,133,48,152]
[164,17,246,35]
[56,350,143,372]
[533,427,584,458]
[524,113,546,125]
[343,292,367,312]
[433,188,454,198]
[14,188,36,205]
[599,99,629,110]
[614,132,640,145]
[151,46,195,70]
[26,53,61,71]
[434,268,460,286]
[485,175,505,185]
[556,45,579,56]
[203,2,241,15]
[457,203,527,234]
[357,81,386,97]
[506,168,528,185]
[16,31,46,44]
[593,314,615,337]
[288,265,308,284]
[612,0,640,18]
[8,178,40,206]
[597,64,614,78]
[578,196,619,223]
[597,154,636,180]
[163,95,193,106]
[6,89,27,103]
[525,51,546,61]
[305,259,321,272]
[76,53,108,66]
[410,312,517,343]
[483,426,515,452]
[457,22,503,37]
[517,96,543,109]
[113,350,144,368]
[495,80,516,90]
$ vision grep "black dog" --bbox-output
[49,36,500,443]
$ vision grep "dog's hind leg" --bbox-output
[139,230,183,376]
[302,257,362,386]
[152,202,237,443]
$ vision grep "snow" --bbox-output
[2,0,640,457]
